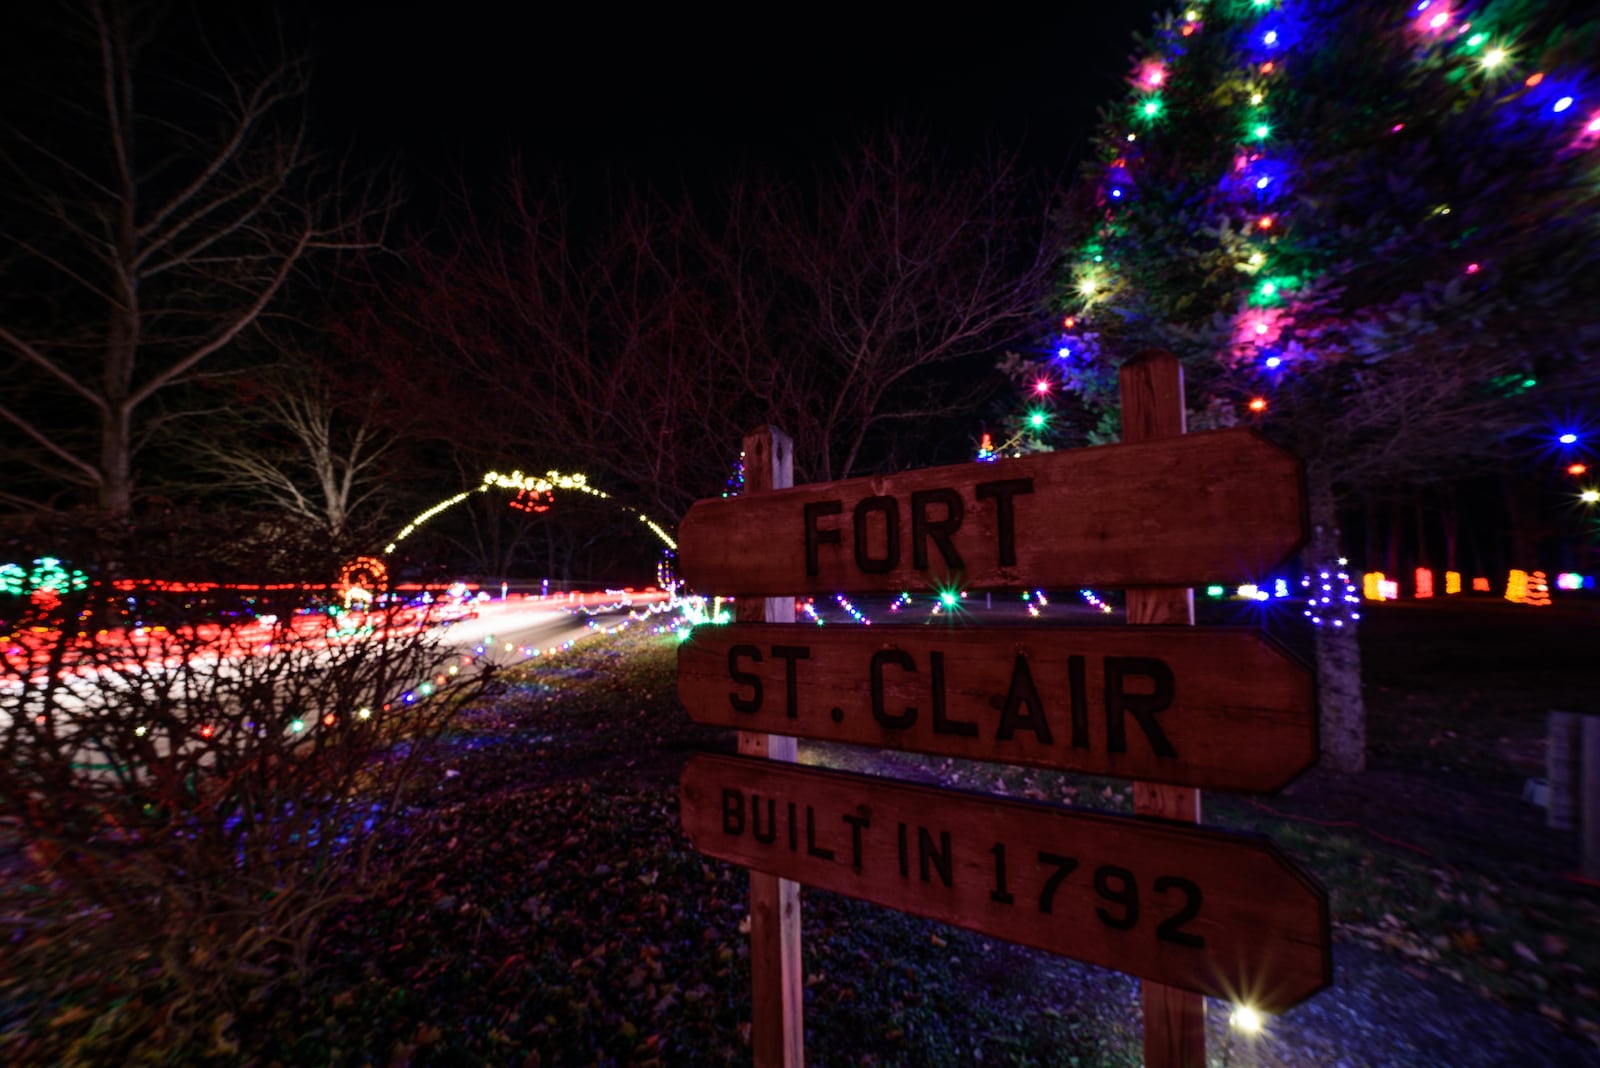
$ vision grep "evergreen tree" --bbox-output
[1006,0,1600,772]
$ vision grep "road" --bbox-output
[435,593,670,669]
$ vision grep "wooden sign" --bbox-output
[677,428,1305,595]
[678,624,1315,793]
[681,754,1330,1014]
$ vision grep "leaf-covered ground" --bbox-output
[9,598,1600,1066]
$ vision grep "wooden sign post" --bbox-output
[1122,351,1205,1068]
[736,427,804,1068]
[678,365,1327,1067]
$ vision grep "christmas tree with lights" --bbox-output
[1007,0,1600,772]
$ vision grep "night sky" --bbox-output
[300,2,1169,191]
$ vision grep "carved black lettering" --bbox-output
[806,806,835,860]
[870,649,918,730]
[1069,654,1089,750]
[989,842,1015,905]
[722,788,744,835]
[771,645,810,719]
[751,795,778,844]
[897,821,909,878]
[842,809,870,871]
[918,826,953,887]
[853,495,900,574]
[910,488,964,571]
[728,644,763,714]
[804,500,844,577]
[975,478,1034,567]
[996,653,1053,744]
[1104,657,1178,757]
[1093,865,1139,930]
[787,801,798,851]
[1155,876,1206,947]
[930,650,977,736]
[1037,850,1080,915]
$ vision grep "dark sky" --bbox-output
[302,2,1168,189]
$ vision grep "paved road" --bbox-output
[436,594,668,667]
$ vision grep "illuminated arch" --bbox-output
[381,470,678,558]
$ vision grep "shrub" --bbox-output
[0,526,492,1059]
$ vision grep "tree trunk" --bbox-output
[1307,464,1365,774]
[99,405,133,518]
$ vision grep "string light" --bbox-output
[1015,0,1598,557]
[1080,589,1114,614]
[385,469,677,556]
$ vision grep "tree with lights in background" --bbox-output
[1003,0,1600,772]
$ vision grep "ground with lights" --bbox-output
[58,593,1577,1067]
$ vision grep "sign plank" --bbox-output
[678,624,1315,793]
[680,754,1331,1014]
[677,428,1305,595]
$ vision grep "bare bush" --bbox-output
[0,536,490,1056]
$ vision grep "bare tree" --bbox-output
[718,132,1058,482]
[0,1,391,519]
[371,131,1055,522]
[180,358,398,543]
[367,170,762,521]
